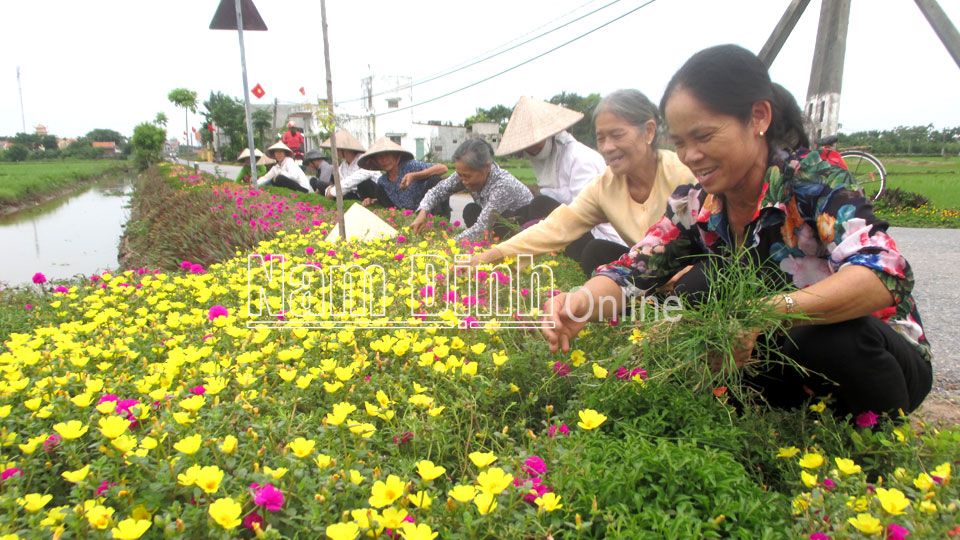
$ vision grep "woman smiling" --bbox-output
[542,45,931,417]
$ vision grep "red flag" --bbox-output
[191,127,197,132]
[207,123,215,132]
[299,86,305,96]
[183,131,188,136]
[252,83,265,99]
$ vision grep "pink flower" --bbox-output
[445,291,458,303]
[553,362,570,376]
[630,367,648,380]
[327,250,337,257]
[180,260,193,269]
[1,468,23,481]
[397,235,406,243]
[394,432,414,445]
[419,286,434,298]
[44,434,61,453]
[822,478,835,491]
[189,264,205,274]
[243,512,265,530]
[305,247,315,255]
[90,275,100,282]
[523,456,547,477]
[886,523,909,540]
[520,288,530,297]
[548,423,570,438]
[190,386,206,396]
[54,286,69,293]
[208,305,229,321]
[24,304,32,310]
[253,483,285,512]
[513,476,551,503]
[98,394,119,404]
[96,480,116,496]
[809,534,830,540]
[394,253,404,261]
[462,316,479,328]
[30,272,46,284]
[855,410,878,428]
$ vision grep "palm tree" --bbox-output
[167,88,198,147]
[252,109,273,148]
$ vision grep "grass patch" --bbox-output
[0,160,128,207]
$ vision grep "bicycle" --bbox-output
[817,135,887,200]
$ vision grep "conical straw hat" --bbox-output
[495,96,584,156]
[237,148,275,165]
[357,137,414,170]
[267,141,294,156]
[321,129,366,153]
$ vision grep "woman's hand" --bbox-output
[540,291,591,353]
[361,197,376,207]
[707,328,760,373]
[411,211,429,235]
[467,247,504,270]
[400,172,418,190]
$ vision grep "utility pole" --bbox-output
[804,0,851,143]
[321,0,347,241]
[16,66,26,133]
[758,0,811,68]
[914,0,960,70]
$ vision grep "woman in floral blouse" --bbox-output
[542,45,931,417]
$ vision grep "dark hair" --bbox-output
[659,44,809,157]
[594,89,663,150]
[452,138,495,170]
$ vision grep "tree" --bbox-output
[549,92,601,147]
[12,132,41,149]
[41,135,59,151]
[86,129,126,145]
[4,144,29,162]
[464,104,514,131]
[62,140,102,160]
[251,108,273,148]
[202,91,247,160]
[168,88,198,147]
[131,122,166,169]
[154,112,168,128]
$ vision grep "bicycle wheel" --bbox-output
[840,150,886,200]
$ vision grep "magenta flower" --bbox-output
[419,286,434,298]
[553,362,570,377]
[855,410,878,428]
[208,305,229,321]
[242,512,265,530]
[189,264,205,274]
[96,480,116,496]
[394,432,414,445]
[886,523,909,540]
[190,385,206,396]
[98,394,119,404]
[180,260,193,269]
[520,288,530,297]
[397,235,406,243]
[445,291,458,303]
[44,434,61,453]
[24,304,33,310]
[809,534,830,540]
[305,247,315,255]
[394,253,404,261]
[514,476,551,503]
[253,483,285,512]
[32,272,47,284]
[1,468,23,481]
[548,423,570,438]
[54,286,69,294]
[523,456,547,477]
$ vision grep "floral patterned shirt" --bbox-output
[595,150,931,360]
[377,159,437,211]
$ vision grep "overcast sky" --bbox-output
[3,0,960,140]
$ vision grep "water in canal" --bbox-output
[0,174,134,287]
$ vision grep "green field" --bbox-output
[879,156,960,208]
[0,160,127,207]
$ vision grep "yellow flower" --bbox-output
[875,487,909,515]
[288,437,316,458]
[570,349,586,366]
[264,466,288,480]
[348,422,376,438]
[416,460,446,482]
[325,522,360,540]
[798,453,824,469]
[196,466,224,494]
[349,469,365,485]
[179,394,205,412]
[576,409,607,430]
[399,523,438,540]
[24,397,42,411]
[918,500,937,513]
[474,491,497,514]
[111,518,151,540]
[448,484,476,503]
[535,492,563,512]
[468,451,498,468]
[62,465,90,483]
[476,467,513,495]
[835,457,862,476]
[71,393,94,408]
[0,405,10,418]
[470,343,486,354]
[98,415,130,439]
[408,490,432,509]
[933,462,951,483]
[776,446,800,459]
[325,402,357,425]
[314,453,333,468]
[178,464,201,486]
[801,470,818,488]
[492,351,508,366]
[52,420,88,440]
[847,513,882,535]
[369,474,406,508]
[86,505,115,529]
[427,406,444,417]
[219,435,237,454]
[110,434,136,454]
[208,497,242,529]
[509,383,519,393]
[592,364,608,378]
[17,493,53,512]
[173,434,202,455]
[809,401,826,413]
[172,412,195,425]
[380,507,409,529]
[96,401,117,414]
[914,473,934,491]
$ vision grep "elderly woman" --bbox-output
[358,138,448,211]
[542,45,931,417]
[496,97,623,253]
[256,141,312,192]
[471,89,696,274]
[412,139,533,244]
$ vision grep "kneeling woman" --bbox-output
[542,45,931,417]
[412,139,532,244]
[255,141,312,192]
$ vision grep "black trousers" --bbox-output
[312,178,378,201]
[578,239,630,276]
[673,260,932,416]
[462,202,524,241]
[272,175,309,193]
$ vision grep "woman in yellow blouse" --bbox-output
[469,89,696,274]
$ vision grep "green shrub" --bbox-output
[877,187,930,209]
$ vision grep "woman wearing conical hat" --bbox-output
[358,138,449,212]
[255,141,312,192]
[234,148,273,183]
[316,129,380,203]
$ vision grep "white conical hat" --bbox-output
[321,129,366,153]
[237,148,274,164]
[324,202,398,243]
[357,137,414,170]
[267,141,294,156]
[495,96,584,156]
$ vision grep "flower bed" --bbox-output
[1,165,958,539]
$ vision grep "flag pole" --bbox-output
[235,0,260,185]
[321,0,346,240]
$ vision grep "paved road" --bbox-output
[177,160,959,398]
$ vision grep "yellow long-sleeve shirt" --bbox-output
[495,150,696,259]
